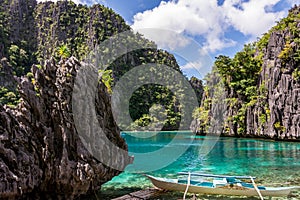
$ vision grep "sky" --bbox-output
[39,0,300,78]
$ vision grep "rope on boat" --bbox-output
[250,176,264,200]
[183,172,191,200]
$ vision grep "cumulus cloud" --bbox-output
[133,28,190,50]
[222,0,285,36]
[131,0,289,53]
[132,0,228,51]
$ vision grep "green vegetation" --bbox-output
[0,1,202,131]
[292,68,300,81]
[34,1,130,63]
[213,43,262,135]
[128,83,182,130]
[0,87,19,106]
[99,69,113,93]
[8,44,29,76]
[258,113,267,125]
[274,121,286,133]
[256,33,270,51]
[193,5,300,136]
[273,6,300,66]
[57,44,71,59]
[278,42,292,64]
[215,43,262,102]
[192,106,209,133]
[0,1,133,107]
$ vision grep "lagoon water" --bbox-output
[100,132,300,199]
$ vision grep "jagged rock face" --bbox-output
[0,57,132,199]
[34,1,130,62]
[189,77,204,106]
[0,0,188,131]
[0,0,129,77]
[192,6,300,140]
[246,22,300,140]
[0,58,17,90]
[0,0,37,60]
[8,0,36,46]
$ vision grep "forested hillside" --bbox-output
[192,5,300,140]
[0,0,202,130]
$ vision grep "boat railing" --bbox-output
[178,172,256,180]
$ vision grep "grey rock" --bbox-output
[192,6,300,140]
[0,58,17,90]
[0,57,132,199]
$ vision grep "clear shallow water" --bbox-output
[100,132,300,199]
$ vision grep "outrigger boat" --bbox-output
[145,172,300,198]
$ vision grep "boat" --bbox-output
[145,172,300,197]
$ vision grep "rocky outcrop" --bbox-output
[245,11,300,140]
[0,58,17,90]
[192,5,300,140]
[34,1,130,62]
[0,57,132,199]
[0,0,190,131]
[189,76,204,106]
[0,0,130,76]
[0,0,37,63]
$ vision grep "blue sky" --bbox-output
[41,0,299,78]
[99,0,298,78]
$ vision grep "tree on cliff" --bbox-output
[192,5,300,140]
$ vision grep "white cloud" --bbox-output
[223,0,285,36]
[131,0,290,53]
[203,32,237,52]
[133,28,190,50]
[181,61,203,70]
[132,0,227,51]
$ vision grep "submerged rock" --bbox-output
[0,57,132,199]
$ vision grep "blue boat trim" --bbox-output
[178,180,214,188]
[178,172,256,179]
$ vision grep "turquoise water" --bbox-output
[100,132,300,199]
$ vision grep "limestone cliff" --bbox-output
[0,0,189,131]
[0,58,17,90]
[0,57,132,199]
[192,5,300,140]
[245,6,300,140]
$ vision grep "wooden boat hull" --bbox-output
[146,175,296,197]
